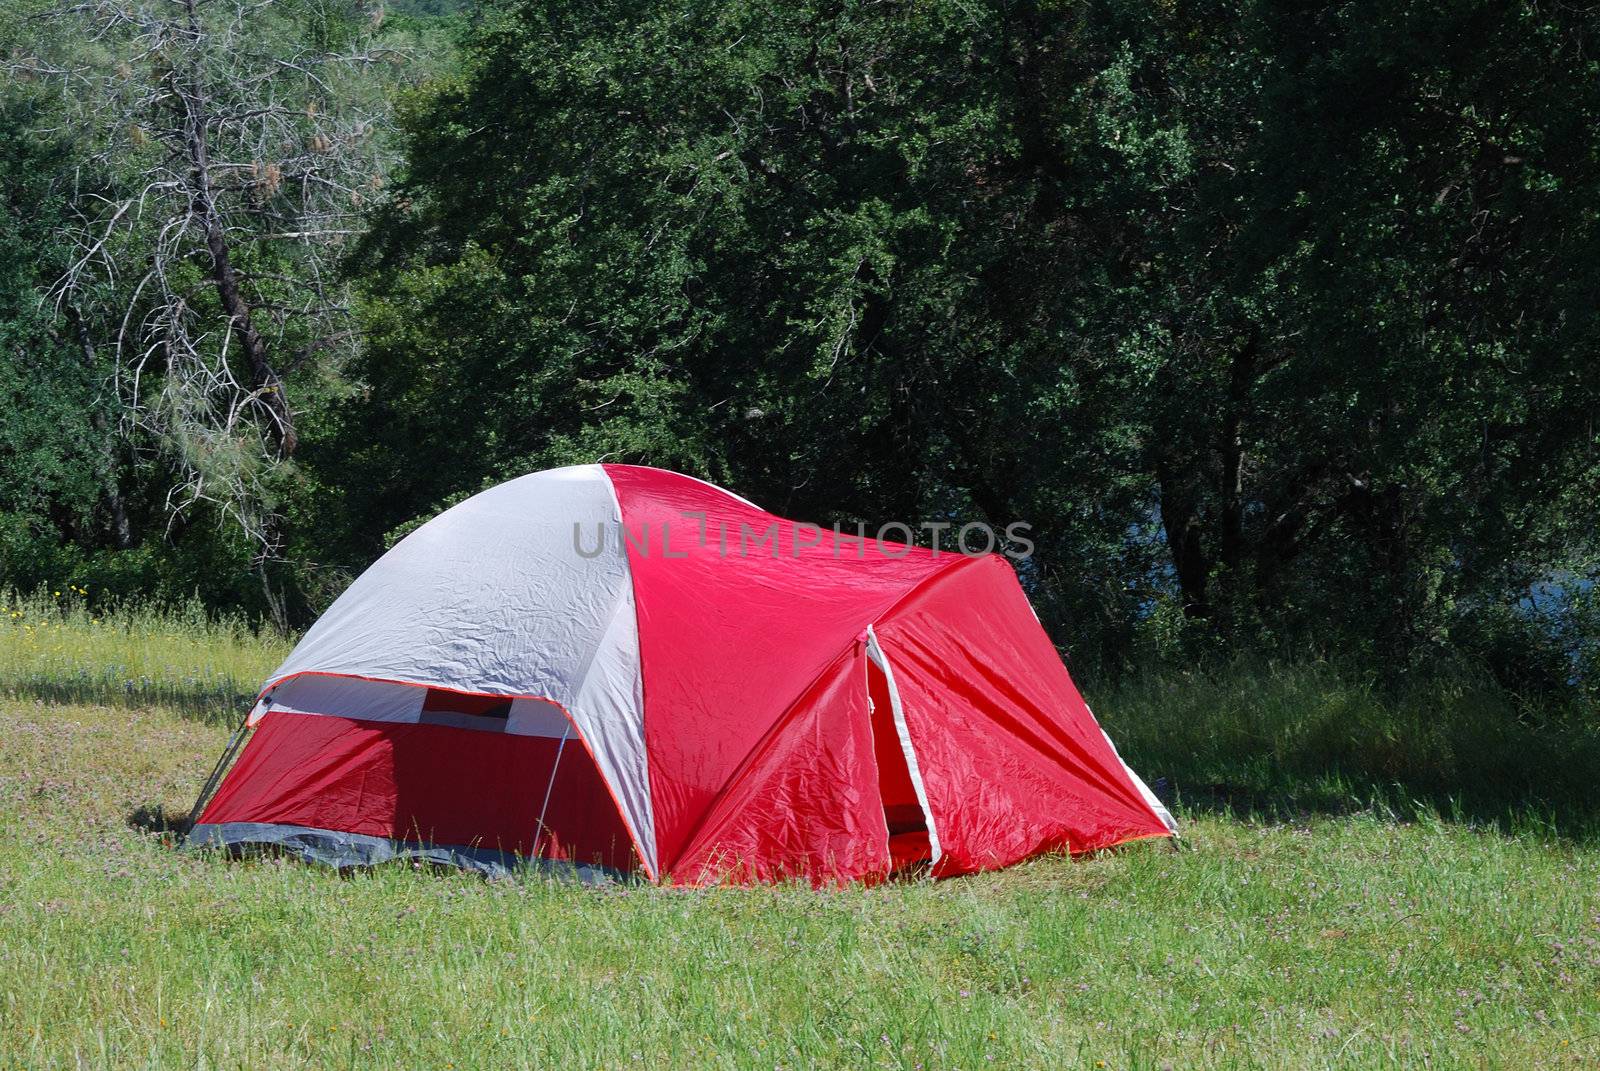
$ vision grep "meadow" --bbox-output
[1,591,1598,1069]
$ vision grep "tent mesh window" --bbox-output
[418,688,512,731]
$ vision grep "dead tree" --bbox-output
[14,0,400,623]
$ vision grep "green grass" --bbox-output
[1095,658,1600,835]
[1,604,1598,1069]
[0,589,286,722]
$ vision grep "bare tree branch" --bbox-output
[11,0,401,590]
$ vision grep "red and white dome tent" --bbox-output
[186,465,1176,884]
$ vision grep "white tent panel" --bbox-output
[260,464,658,874]
[261,672,423,724]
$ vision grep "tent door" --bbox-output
[863,626,941,870]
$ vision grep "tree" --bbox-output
[0,90,117,569]
[333,0,1164,667]
[338,0,1600,681]
[12,0,398,624]
[1086,1,1600,662]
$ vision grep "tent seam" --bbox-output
[599,464,663,881]
[868,552,989,631]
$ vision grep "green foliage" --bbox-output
[0,518,291,617]
[333,0,1600,686]
[0,0,456,624]
[0,95,109,542]
[0,0,1595,694]
[385,0,474,18]
[1113,0,1600,667]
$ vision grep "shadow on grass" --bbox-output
[1108,659,1600,843]
[125,804,193,845]
[1,676,251,726]
[1158,779,1582,842]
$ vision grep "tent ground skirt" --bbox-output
[185,821,626,882]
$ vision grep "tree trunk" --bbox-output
[63,305,134,549]
[175,0,297,456]
[1156,459,1210,619]
[1217,335,1257,584]
[257,558,292,636]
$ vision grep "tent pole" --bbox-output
[533,723,570,860]
[179,709,253,845]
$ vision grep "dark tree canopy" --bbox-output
[0,0,1595,694]
[333,0,1599,679]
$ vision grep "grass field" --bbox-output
[2,592,1598,1069]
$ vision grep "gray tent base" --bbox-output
[185,822,628,884]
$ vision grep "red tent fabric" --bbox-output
[192,464,1175,884]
